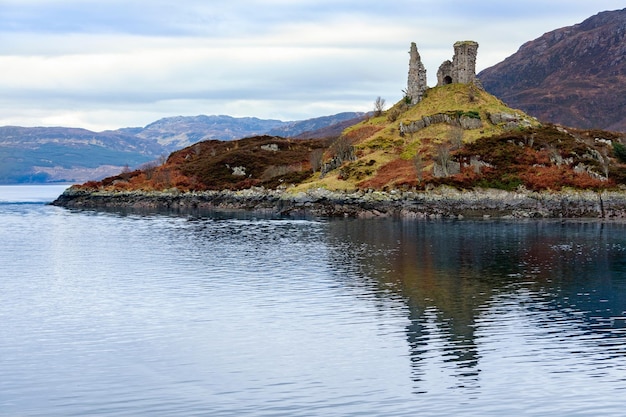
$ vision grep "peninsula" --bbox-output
[53,41,626,219]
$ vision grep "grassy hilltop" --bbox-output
[77,83,626,193]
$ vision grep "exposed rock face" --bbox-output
[437,41,481,87]
[488,112,533,129]
[51,187,626,220]
[399,112,484,135]
[478,8,626,132]
[407,42,428,104]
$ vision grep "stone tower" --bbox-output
[407,42,428,104]
[437,41,480,86]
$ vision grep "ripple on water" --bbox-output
[2,205,626,416]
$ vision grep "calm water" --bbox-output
[1,185,626,416]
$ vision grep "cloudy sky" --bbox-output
[0,0,623,131]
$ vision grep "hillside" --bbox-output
[479,8,626,132]
[75,84,626,194]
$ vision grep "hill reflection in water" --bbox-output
[324,219,626,393]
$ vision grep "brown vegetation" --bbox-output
[358,159,419,190]
[449,125,621,190]
[79,135,330,192]
[74,84,626,195]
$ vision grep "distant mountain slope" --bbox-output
[479,8,626,132]
[0,126,164,154]
[0,126,164,183]
[134,113,365,151]
[133,115,288,151]
[267,112,366,138]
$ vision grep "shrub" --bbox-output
[464,110,481,119]
[476,176,522,191]
[387,107,402,122]
[373,96,386,117]
[613,142,626,163]
[519,165,609,191]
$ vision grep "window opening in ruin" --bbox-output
[443,76,453,85]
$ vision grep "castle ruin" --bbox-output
[407,40,482,104]
[406,42,428,105]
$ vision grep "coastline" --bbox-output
[50,186,626,219]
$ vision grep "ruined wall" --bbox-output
[407,40,481,105]
[406,42,428,104]
[437,41,480,87]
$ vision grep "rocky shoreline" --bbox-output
[50,186,626,219]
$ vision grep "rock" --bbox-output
[459,116,483,130]
[50,186,626,219]
[489,112,515,124]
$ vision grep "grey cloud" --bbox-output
[1,0,622,130]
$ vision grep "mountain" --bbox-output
[479,8,626,132]
[0,113,365,184]
[133,113,366,151]
[267,112,367,138]
[133,115,288,151]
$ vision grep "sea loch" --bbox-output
[1,185,626,416]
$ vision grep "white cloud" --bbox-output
[0,0,623,130]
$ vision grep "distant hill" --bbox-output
[134,113,366,151]
[479,8,626,132]
[267,112,367,138]
[0,126,162,183]
[0,113,365,184]
[134,115,288,151]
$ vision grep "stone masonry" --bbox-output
[437,41,480,86]
[407,42,428,105]
[407,40,482,105]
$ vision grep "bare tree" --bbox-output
[403,129,414,147]
[140,160,159,180]
[331,136,354,162]
[309,149,324,173]
[413,153,425,183]
[119,164,131,181]
[374,96,386,117]
[434,142,452,177]
[448,126,464,150]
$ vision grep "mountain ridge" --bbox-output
[479,8,626,132]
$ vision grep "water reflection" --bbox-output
[324,219,626,392]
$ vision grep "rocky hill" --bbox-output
[71,84,626,195]
[54,32,626,218]
[479,8,626,132]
